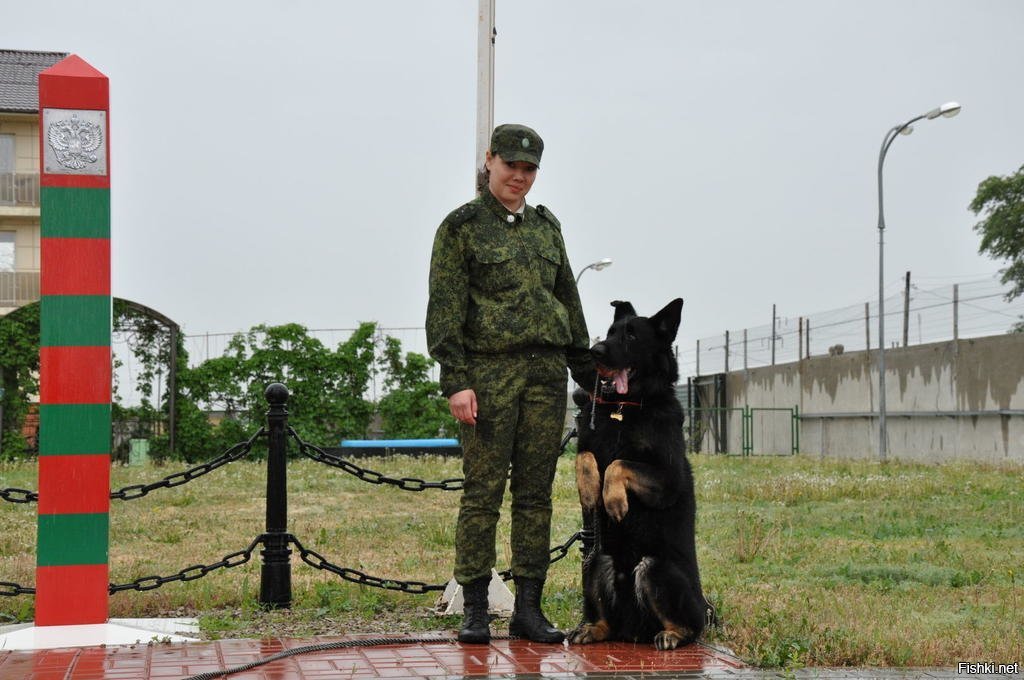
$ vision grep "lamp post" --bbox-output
[876,101,960,462]
[576,258,613,284]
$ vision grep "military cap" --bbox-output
[490,124,543,166]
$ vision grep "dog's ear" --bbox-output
[610,300,637,321]
[650,298,684,341]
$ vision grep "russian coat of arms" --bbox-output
[47,113,103,170]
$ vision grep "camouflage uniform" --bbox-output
[427,143,592,584]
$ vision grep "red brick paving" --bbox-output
[0,634,746,679]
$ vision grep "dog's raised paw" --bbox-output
[602,461,631,522]
[576,452,602,511]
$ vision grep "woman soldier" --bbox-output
[427,124,593,644]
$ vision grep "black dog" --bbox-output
[569,298,711,650]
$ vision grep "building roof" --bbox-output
[0,49,69,113]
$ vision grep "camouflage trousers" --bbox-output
[454,350,567,585]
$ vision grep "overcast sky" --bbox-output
[5,1,1023,371]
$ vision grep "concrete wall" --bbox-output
[723,333,1024,463]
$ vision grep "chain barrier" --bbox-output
[1,428,266,506]
[108,535,262,594]
[498,531,581,581]
[0,581,35,597]
[289,427,465,492]
[0,487,37,504]
[291,535,447,594]
[292,530,582,594]
[110,428,266,501]
[2,392,584,601]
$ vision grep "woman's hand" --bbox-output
[449,389,478,426]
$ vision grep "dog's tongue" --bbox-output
[613,369,629,394]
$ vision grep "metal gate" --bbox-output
[683,374,799,455]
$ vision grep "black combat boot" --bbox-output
[458,576,491,644]
[509,577,565,643]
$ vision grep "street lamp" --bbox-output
[876,101,960,462]
[576,258,613,284]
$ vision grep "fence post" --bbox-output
[902,271,911,347]
[724,330,729,374]
[792,405,800,455]
[260,382,292,608]
[953,283,959,342]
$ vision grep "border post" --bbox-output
[260,383,292,608]
[36,55,111,626]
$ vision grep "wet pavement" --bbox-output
[0,633,1017,679]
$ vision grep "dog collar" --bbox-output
[592,395,643,408]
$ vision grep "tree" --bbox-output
[0,303,39,458]
[0,309,452,461]
[376,336,456,439]
[970,163,1024,331]
[178,322,380,453]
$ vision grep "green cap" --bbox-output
[490,124,543,166]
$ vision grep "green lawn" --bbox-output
[1,452,1021,668]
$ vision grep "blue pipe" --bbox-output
[340,438,460,448]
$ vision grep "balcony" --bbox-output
[0,269,39,308]
[0,173,40,207]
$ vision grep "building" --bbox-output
[0,49,67,315]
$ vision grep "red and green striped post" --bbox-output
[36,55,111,626]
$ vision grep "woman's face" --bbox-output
[485,151,538,211]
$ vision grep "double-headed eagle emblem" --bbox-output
[47,113,103,170]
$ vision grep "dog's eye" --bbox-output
[625,325,636,340]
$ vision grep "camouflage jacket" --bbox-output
[426,189,593,396]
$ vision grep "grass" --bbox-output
[1,451,1021,668]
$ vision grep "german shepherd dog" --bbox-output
[569,298,711,650]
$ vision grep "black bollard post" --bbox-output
[259,382,292,608]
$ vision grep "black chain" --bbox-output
[497,531,581,581]
[0,487,37,504]
[292,531,582,594]
[108,536,261,594]
[290,535,447,594]
[289,428,464,492]
[110,428,265,501]
[3,532,582,600]
[1,430,265,505]
[0,581,35,596]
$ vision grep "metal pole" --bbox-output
[743,328,748,371]
[902,271,911,347]
[798,317,803,360]
[475,0,496,193]
[865,302,870,351]
[771,304,777,365]
[260,382,292,608]
[953,283,959,341]
[878,132,889,463]
[806,319,811,358]
[696,339,700,376]
[724,330,729,374]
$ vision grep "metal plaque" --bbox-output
[42,108,108,176]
